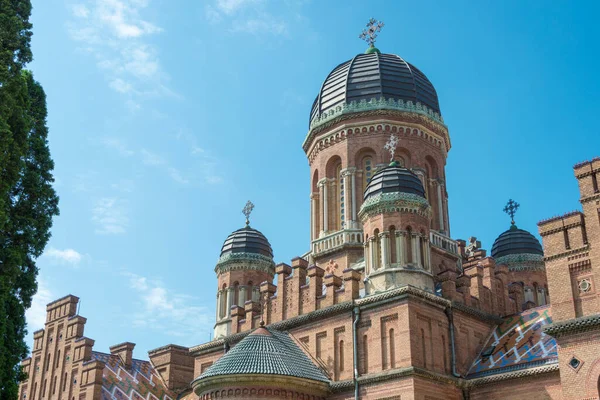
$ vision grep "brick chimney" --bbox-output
[109,342,135,369]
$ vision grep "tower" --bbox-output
[359,159,434,293]
[491,199,548,309]
[305,20,454,273]
[213,201,275,339]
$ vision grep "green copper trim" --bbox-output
[365,45,381,54]
[358,192,431,221]
[495,253,545,271]
[308,97,445,133]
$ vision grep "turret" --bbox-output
[359,157,434,294]
[213,201,275,339]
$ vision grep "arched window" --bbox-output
[421,329,427,368]
[389,329,395,368]
[363,156,374,188]
[362,335,368,374]
[247,281,253,301]
[339,340,344,372]
[63,372,68,392]
[337,164,345,229]
[233,282,240,306]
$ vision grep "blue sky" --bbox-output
[25,0,600,357]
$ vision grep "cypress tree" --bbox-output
[0,1,60,399]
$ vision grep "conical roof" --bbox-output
[195,328,328,383]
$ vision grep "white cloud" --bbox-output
[66,0,169,104]
[43,247,84,265]
[140,148,165,166]
[230,16,287,35]
[26,279,53,332]
[72,4,90,18]
[92,197,129,234]
[216,0,259,14]
[100,137,134,156]
[168,167,189,185]
[205,0,288,37]
[123,272,212,343]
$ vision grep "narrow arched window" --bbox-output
[362,335,369,374]
[389,227,396,264]
[247,281,253,301]
[421,329,427,368]
[389,329,395,368]
[339,340,344,372]
[363,157,374,188]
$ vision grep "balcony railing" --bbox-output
[312,229,364,256]
[430,230,459,255]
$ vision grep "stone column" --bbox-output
[437,183,444,232]
[351,169,357,225]
[323,181,329,233]
[423,238,431,271]
[342,169,352,228]
[364,239,370,275]
[216,290,222,320]
[411,234,419,267]
[239,286,247,306]
[310,193,317,242]
[253,287,260,302]
[381,232,390,268]
[226,287,234,317]
[396,231,405,265]
[317,179,328,235]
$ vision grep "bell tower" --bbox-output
[304,20,456,273]
[213,201,275,339]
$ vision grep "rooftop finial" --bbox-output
[384,133,399,162]
[503,199,520,226]
[242,200,254,226]
[359,18,384,50]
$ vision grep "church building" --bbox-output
[18,20,600,400]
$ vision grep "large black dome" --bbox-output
[491,225,544,259]
[220,226,273,258]
[364,162,426,201]
[310,52,440,126]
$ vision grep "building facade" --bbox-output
[18,28,600,400]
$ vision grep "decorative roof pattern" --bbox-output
[90,352,176,400]
[220,226,273,258]
[195,328,329,383]
[491,225,544,259]
[310,52,440,126]
[363,162,426,200]
[467,306,557,378]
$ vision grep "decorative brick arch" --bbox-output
[585,357,600,398]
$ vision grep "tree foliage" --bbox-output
[0,1,59,399]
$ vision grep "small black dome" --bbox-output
[310,52,440,126]
[220,226,273,258]
[491,225,544,259]
[364,162,426,201]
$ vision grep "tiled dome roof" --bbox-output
[220,226,273,258]
[195,328,329,383]
[491,225,544,259]
[310,52,440,126]
[363,161,426,201]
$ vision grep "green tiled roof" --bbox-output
[195,328,329,383]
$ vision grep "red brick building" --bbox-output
[18,36,600,400]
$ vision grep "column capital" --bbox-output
[340,167,357,177]
[317,178,328,187]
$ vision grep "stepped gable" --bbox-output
[467,305,558,378]
[91,352,178,400]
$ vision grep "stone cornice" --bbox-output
[215,252,275,275]
[543,314,600,338]
[466,364,559,387]
[304,118,449,165]
[581,192,600,204]
[358,192,432,221]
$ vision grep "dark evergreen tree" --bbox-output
[0,1,59,399]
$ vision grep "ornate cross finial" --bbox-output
[503,199,520,225]
[242,200,254,226]
[359,18,385,47]
[384,133,399,162]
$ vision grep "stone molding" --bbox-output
[358,192,432,221]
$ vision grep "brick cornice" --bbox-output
[544,244,590,262]
[581,192,600,204]
[466,364,559,387]
[543,314,600,338]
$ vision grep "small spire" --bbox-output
[242,200,254,226]
[503,199,520,226]
[359,18,384,52]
